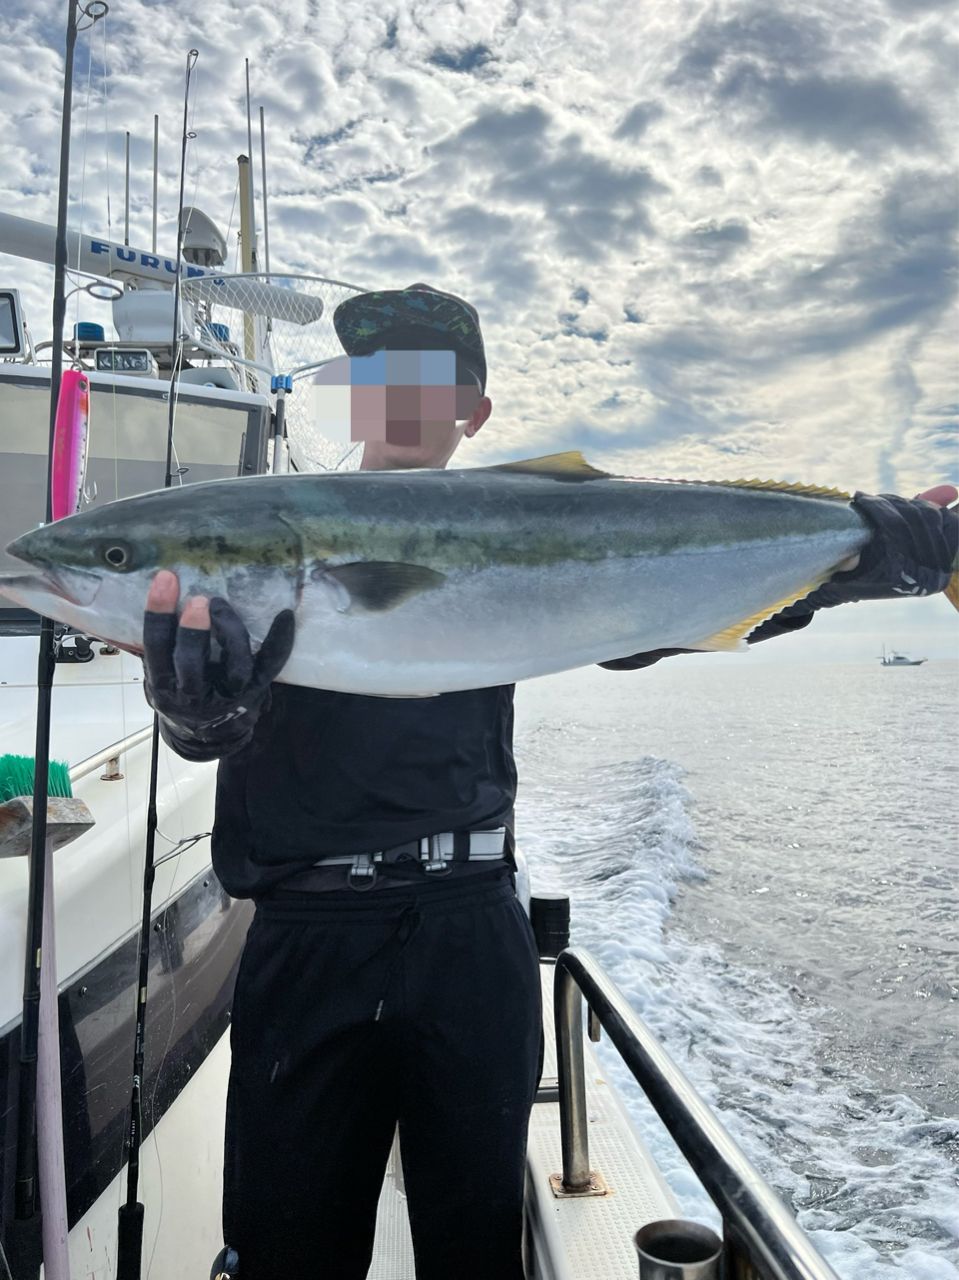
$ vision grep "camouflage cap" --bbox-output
[333,283,487,392]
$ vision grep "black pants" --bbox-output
[223,867,542,1278]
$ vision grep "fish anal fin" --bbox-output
[314,561,445,613]
[692,573,833,653]
[487,451,611,481]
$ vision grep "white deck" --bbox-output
[369,1135,416,1278]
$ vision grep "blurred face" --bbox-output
[310,349,491,470]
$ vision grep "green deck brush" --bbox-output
[0,756,88,859]
[0,755,73,805]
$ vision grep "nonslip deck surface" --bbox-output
[369,1130,416,1278]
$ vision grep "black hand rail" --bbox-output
[553,948,841,1280]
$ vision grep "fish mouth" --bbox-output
[5,530,104,606]
[0,564,102,608]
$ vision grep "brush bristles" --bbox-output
[0,755,73,804]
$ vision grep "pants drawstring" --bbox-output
[374,904,421,1021]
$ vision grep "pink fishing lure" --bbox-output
[50,370,91,521]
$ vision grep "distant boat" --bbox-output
[880,646,927,666]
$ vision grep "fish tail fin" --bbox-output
[945,567,959,613]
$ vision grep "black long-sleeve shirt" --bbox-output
[205,683,517,897]
[165,607,814,898]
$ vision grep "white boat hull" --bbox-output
[59,1031,232,1280]
[0,359,266,1273]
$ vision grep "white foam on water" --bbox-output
[517,725,959,1278]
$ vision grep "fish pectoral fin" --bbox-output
[691,574,832,652]
[485,451,611,481]
[316,562,446,613]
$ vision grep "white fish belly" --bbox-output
[277,528,861,696]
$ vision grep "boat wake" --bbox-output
[516,729,959,1279]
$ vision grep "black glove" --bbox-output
[801,492,957,609]
[599,648,694,670]
[143,597,295,760]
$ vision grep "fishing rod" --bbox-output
[115,48,199,1280]
[8,4,107,1277]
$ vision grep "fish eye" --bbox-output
[102,542,133,571]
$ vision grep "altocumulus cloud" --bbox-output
[0,0,954,510]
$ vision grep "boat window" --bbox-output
[0,380,270,639]
[0,290,25,355]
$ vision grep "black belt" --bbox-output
[284,828,509,892]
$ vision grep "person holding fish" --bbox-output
[4,285,953,1278]
[141,288,953,1280]
[148,285,544,1280]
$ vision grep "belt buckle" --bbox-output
[348,852,379,892]
[420,834,452,877]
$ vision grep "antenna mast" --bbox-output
[243,57,258,267]
[259,105,271,276]
[151,114,159,253]
[123,130,131,246]
[237,155,256,362]
[238,59,259,362]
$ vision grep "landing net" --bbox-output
[180,272,367,471]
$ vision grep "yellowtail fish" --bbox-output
[0,452,914,696]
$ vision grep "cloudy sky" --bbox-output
[2,0,956,653]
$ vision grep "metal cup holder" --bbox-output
[634,1219,722,1279]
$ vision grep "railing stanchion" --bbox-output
[554,963,591,1191]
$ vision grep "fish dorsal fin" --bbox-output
[487,452,611,481]
[715,478,852,501]
[693,572,836,653]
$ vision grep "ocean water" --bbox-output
[513,657,959,1279]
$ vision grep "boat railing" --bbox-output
[69,724,154,784]
[553,947,841,1280]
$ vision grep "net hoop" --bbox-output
[180,271,369,471]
